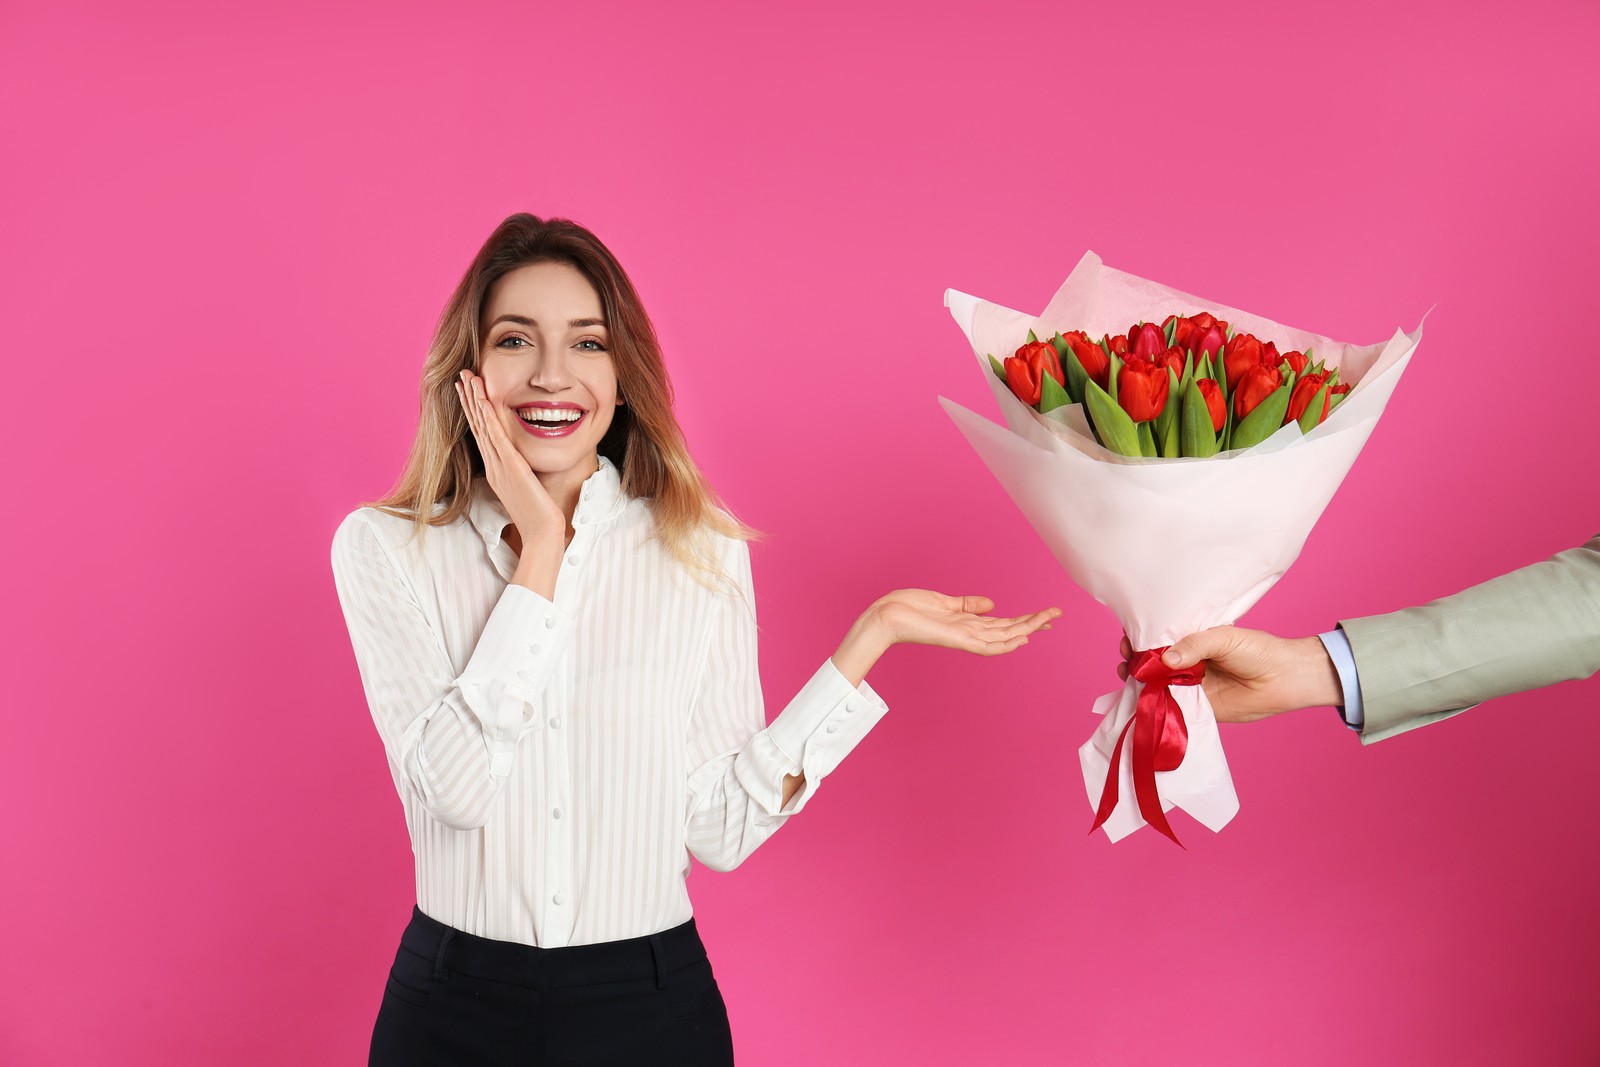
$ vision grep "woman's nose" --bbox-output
[526,347,573,391]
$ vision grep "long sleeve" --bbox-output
[1316,628,1364,730]
[329,511,576,830]
[1339,534,1600,745]
[682,537,889,873]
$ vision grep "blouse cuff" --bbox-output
[748,658,889,815]
[454,583,576,776]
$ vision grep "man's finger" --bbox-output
[1165,627,1232,668]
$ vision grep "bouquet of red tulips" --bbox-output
[940,252,1423,845]
[994,314,1354,459]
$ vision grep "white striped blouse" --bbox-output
[329,455,890,948]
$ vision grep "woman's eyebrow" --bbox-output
[486,314,607,329]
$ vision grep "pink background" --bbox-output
[5,1,1597,1063]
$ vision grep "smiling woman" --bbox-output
[329,213,1061,1066]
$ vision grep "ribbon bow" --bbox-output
[1090,647,1206,847]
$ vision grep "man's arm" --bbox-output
[1339,534,1600,743]
[1157,535,1600,740]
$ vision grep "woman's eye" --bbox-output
[496,336,528,348]
[577,339,608,352]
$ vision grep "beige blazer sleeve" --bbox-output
[1339,534,1600,745]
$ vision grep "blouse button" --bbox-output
[530,644,543,656]
[568,554,581,566]
[826,723,840,734]
[549,716,561,729]
[553,893,565,906]
[544,617,558,629]
[553,807,563,820]
[846,701,860,714]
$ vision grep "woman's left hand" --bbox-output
[868,590,1060,655]
[830,591,1060,686]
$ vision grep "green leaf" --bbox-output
[1026,329,1037,343]
[1152,365,1182,450]
[1303,346,1314,362]
[1084,379,1143,457]
[1180,378,1220,458]
[1297,381,1331,434]
[1107,354,1124,406]
[1061,344,1088,405]
[1137,420,1158,458]
[1038,370,1073,414]
[1230,383,1294,451]
[1163,316,1177,347]
[988,354,1007,381]
[1159,403,1180,458]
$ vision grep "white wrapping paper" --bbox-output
[939,251,1422,842]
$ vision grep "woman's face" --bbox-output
[477,261,620,484]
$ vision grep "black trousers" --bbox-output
[369,906,736,1066]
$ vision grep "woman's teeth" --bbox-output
[518,409,583,424]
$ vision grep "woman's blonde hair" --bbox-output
[363,213,757,588]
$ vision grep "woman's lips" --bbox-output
[514,409,587,438]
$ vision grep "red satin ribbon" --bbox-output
[1090,647,1205,847]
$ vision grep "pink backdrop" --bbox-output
[5,1,1598,1063]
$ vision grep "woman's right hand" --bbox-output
[455,369,568,548]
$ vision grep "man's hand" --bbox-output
[1118,626,1344,723]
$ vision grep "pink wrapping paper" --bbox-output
[939,251,1423,842]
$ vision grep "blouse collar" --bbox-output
[466,454,626,551]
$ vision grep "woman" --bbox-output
[330,213,1059,1065]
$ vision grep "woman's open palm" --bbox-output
[873,590,1060,656]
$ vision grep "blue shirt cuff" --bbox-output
[1317,628,1364,730]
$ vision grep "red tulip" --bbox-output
[1196,378,1226,432]
[1004,340,1064,407]
[1163,314,1190,351]
[1157,345,1187,381]
[1105,333,1130,356]
[1282,350,1310,375]
[1286,371,1331,425]
[1130,322,1167,361]
[1222,333,1265,390]
[1118,358,1170,423]
[1191,322,1227,360]
[1062,330,1111,389]
[1233,363,1282,420]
